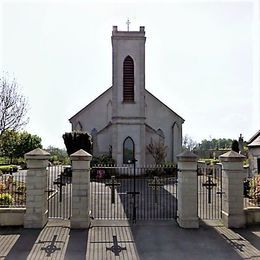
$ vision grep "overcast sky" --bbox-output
[0,0,259,148]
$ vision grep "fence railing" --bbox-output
[90,164,177,179]
[0,171,26,207]
[244,175,260,208]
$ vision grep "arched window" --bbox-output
[123,137,135,163]
[123,56,134,102]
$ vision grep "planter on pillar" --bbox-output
[219,150,246,228]
[24,148,50,228]
[70,149,92,229]
[177,151,199,228]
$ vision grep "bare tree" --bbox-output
[146,138,167,165]
[182,135,197,151]
[0,75,29,135]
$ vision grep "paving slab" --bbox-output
[1,219,260,259]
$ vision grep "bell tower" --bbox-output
[111,25,146,165]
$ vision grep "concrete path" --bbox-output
[1,220,260,259]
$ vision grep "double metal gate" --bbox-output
[47,165,72,219]
[45,163,222,222]
[197,163,223,220]
[90,164,178,222]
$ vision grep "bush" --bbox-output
[91,155,115,166]
[0,165,18,174]
[63,131,92,156]
[249,175,260,202]
[0,182,6,192]
[0,193,13,205]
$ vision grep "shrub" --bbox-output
[0,193,13,205]
[249,175,260,202]
[91,155,115,166]
[16,185,26,194]
[0,182,6,192]
[63,131,92,156]
[0,165,18,174]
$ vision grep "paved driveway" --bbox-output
[1,220,260,260]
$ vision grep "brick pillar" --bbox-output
[177,151,199,228]
[70,149,92,229]
[220,150,246,228]
[24,148,50,228]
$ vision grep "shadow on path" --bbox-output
[130,220,242,260]
[236,225,260,251]
[64,229,89,260]
[4,228,40,260]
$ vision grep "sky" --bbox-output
[0,0,259,148]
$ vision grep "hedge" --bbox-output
[0,165,18,174]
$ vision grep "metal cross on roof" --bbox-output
[126,18,130,31]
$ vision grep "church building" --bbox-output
[69,25,184,165]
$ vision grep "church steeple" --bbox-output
[111,25,146,119]
[111,25,146,165]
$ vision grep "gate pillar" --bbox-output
[219,151,246,228]
[70,149,92,229]
[24,148,50,228]
[177,151,199,228]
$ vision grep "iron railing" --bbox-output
[90,164,178,221]
[197,162,223,219]
[0,170,26,207]
[244,175,260,208]
[47,165,72,219]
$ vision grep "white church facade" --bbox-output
[69,26,184,165]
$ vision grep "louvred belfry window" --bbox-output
[123,56,134,102]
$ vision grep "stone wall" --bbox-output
[0,208,26,226]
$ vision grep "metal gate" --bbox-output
[197,162,223,219]
[90,164,178,222]
[47,165,72,219]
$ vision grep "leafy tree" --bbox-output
[0,130,18,163]
[146,138,167,164]
[0,74,29,135]
[46,146,70,165]
[14,131,42,158]
[0,130,42,162]
[198,138,232,151]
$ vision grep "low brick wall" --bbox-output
[244,207,260,225]
[0,208,26,226]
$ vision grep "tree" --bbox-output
[0,130,18,162]
[46,146,70,165]
[146,138,167,165]
[0,130,42,162]
[0,74,29,136]
[231,140,239,153]
[14,131,42,158]
[63,131,92,156]
[182,135,197,151]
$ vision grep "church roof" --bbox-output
[145,89,185,122]
[248,135,260,147]
[248,130,260,144]
[69,87,184,123]
[69,87,112,122]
